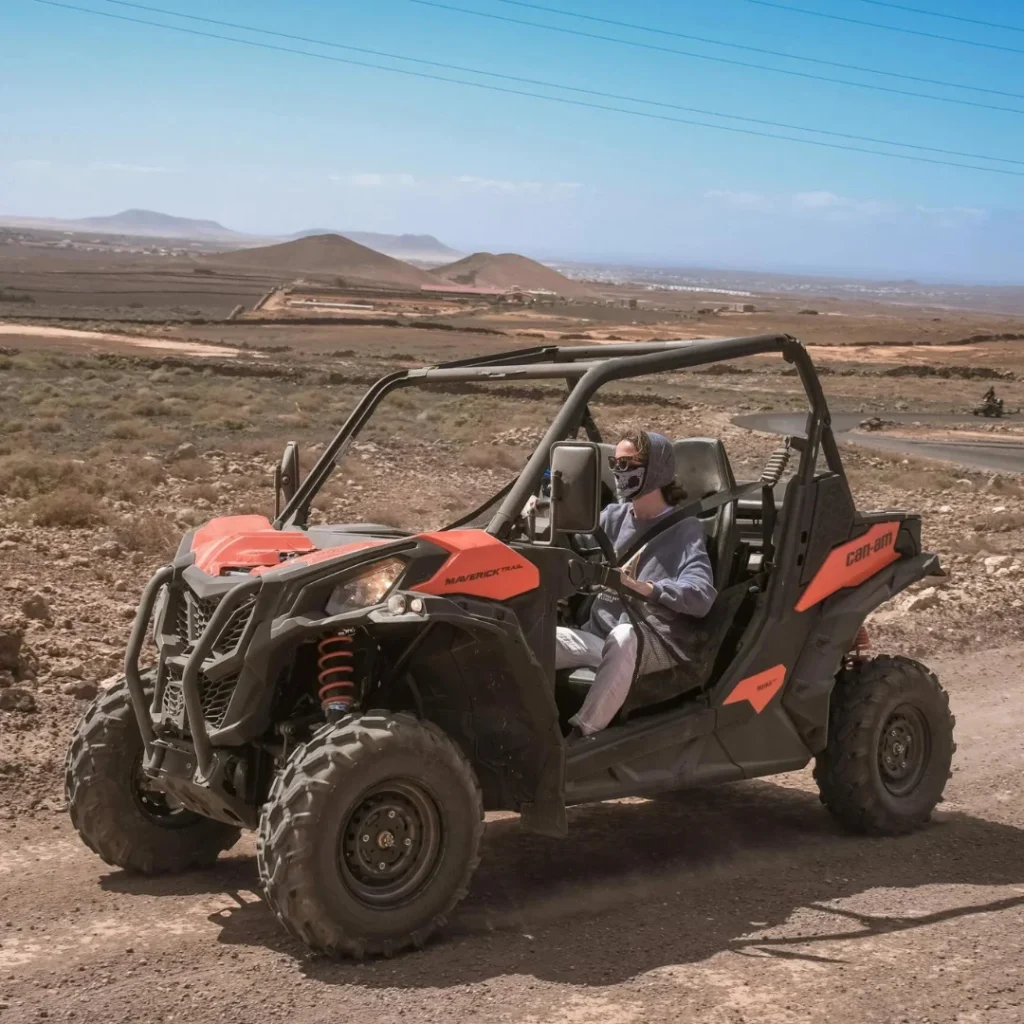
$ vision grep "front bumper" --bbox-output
[124,537,421,784]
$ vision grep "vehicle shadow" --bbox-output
[102,780,1024,988]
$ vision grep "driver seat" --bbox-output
[557,437,742,713]
[671,438,739,591]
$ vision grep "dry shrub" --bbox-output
[183,482,219,503]
[971,512,1024,534]
[27,488,106,527]
[172,458,210,481]
[0,454,92,498]
[106,420,141,440]
[125,458,166,487]
[361,504,409,529]
[463,445,525,472]
[111,513,179,555]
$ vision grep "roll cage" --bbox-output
[276,333,847,534]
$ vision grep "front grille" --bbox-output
[174,590,255,654]
[177,591,220,644]
[212,597,256,654]
[161,663,239,730]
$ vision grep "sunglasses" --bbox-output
[608,456,646,472]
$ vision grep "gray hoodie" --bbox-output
[588,432,717,639]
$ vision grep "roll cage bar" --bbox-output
[276,333,842,538]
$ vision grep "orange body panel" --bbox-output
[723,664,787,714]
[411,530,540,600]
[190,515,314,576]
[795,520,901,613]
[251,539,392,576]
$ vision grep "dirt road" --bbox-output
[2,645,1023,1023]
[735,411,1024,475]
[0,324,248,359]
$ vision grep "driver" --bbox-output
[983,386,998,404]
[556,428,717,738]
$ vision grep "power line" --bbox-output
[488,0,1024,102]
[30,0,1024,177]
[736,0,1024,56]
[82,0,1024,166]
[852,0,1024,35]
[400,0,1024,115]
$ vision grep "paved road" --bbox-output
[735,411,1024,474]
[3,646,1024,1023]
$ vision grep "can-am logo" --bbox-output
[845,530,894,566]
[445,563,524,586]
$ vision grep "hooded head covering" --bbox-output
[639,431,676,497]
[613,430,676,501]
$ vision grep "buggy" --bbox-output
[66,334,955,957]
[973,397,1006,418]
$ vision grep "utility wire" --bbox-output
[736,0,1024,56]
[31,0,1024,177]
[488,0,1024,102]
[400,0,1024,115]
[78,0,1024,166]
[853,0,1024,34]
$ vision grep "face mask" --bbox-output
[613,464,647,501]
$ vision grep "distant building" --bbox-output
[419,283,507,299]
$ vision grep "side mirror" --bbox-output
[274,441,300,518]
[549,441,601,535]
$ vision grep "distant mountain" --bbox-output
[433,251,594,297]
[73,209,243,240]
[201,232,439,289]
[0,209,463,259]
[286,228,462,263]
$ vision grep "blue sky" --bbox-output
[2,0,1024,281]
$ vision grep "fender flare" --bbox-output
[783,552,942,752]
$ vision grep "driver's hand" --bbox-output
[620,568,655,598]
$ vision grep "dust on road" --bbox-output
[0,324,250,359]
[2,645,1023,1023]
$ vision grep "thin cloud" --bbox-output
[704,188,988,225]
[89,162,173,174]
[455,175,583,196]
[329,172,417,188]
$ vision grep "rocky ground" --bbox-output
[1,329,1024,1022]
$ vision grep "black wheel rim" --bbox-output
[339,780,443,908]
[878,705,930,797]
[130,753,198,828]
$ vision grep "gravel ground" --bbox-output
[1,645,1022,1023]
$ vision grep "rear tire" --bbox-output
[257,711,483,958]
[814,655,955,835]
[66,677,241,873]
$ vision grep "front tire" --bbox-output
[66,677,241,873]
[257,712,484,958]
[814,655,955,835]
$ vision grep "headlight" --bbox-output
[326,559,404,615]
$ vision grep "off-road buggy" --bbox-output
[67,334,955,957]
[973,396,1006,418]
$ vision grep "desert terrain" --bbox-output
[2,227,1024,1023]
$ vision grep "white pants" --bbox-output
[555,623,638,735]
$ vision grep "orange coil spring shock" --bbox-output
[318,632,357,714]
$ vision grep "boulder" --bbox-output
[171,442,198,461]
[0,625,22,671]
[904,587,940,612]
[0,687,36,713]
[21,593,51,622]
[983,555,1014,573]
[61,679,98,700]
